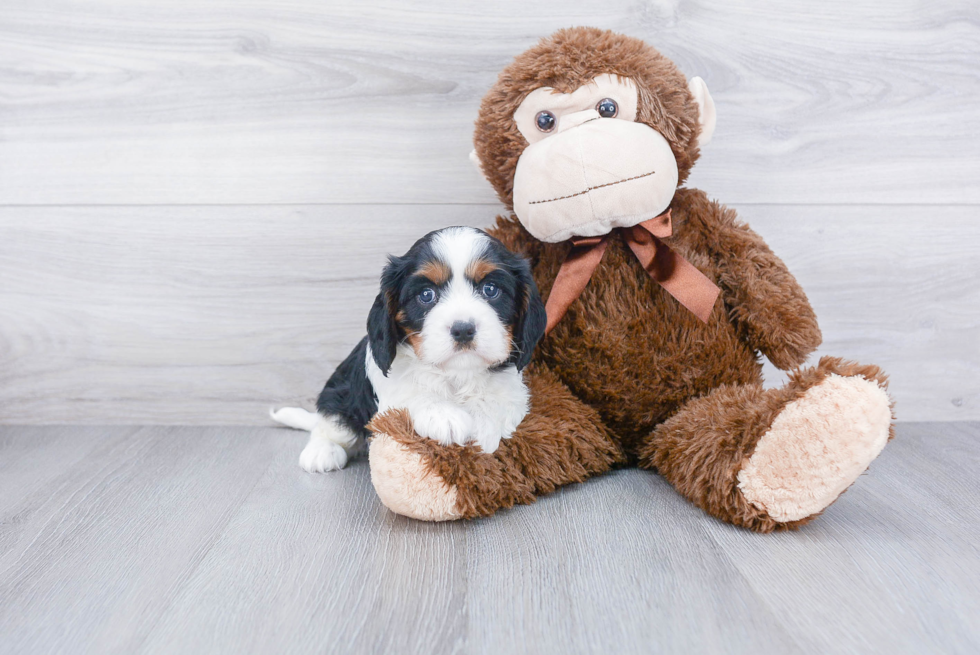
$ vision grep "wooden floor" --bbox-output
[0,423,977,654]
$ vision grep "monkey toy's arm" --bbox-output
[677,189,822,370]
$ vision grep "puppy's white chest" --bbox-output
[367,345,529,453]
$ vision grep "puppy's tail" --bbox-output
[269,407,320,431]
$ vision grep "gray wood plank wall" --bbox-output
[1,1,978,423]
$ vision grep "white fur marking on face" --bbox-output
[430,227,489,283]
[737,374,892,522]
[419,228,511,370]
[298,415,361,473]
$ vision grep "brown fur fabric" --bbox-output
[489,187,822,455]
[370,364,625,518]
[369,27,893,531]
[639,356,894,532]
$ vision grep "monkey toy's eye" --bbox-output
[418,288,437,304]
[535,111,557,132]
[596,98,618,118]
[481,282,500,299]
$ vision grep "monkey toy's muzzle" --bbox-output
[512,110,680,243]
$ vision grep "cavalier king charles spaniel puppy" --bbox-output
[272,226,547,472]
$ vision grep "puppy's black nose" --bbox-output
[450,320,477,344]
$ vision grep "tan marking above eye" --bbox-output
[465,259,499,282]
[417,260,451,286]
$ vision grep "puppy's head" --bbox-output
[367,227,546,375]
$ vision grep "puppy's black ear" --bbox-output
[366,255,408,376]
[367,294,397,375]
[510,258,547,371]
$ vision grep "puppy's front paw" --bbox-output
[299,438,348,473]
[411,404,473,446]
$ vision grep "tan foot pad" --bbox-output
[737,374,892,522]
[369,432,461,521]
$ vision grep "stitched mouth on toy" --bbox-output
[527,170,657,206]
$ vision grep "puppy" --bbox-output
[272,226,547,472]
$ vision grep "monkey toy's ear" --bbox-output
[469,149,488,182]
[688,76,717,148]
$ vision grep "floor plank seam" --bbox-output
[701,521,814,655]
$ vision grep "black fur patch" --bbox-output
[466,236,547,370]
[367,235,441,374]
[315,336,377,438]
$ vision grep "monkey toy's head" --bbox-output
[472,27,716,244]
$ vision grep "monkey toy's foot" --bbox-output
[735,359,893,523]
[367,365,625,521]
[367,410,463,521]
[643,357,894,532]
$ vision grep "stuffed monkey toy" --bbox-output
[368,27,894,532]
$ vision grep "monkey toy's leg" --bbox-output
[367,364,625,521]
[637,357,894,532]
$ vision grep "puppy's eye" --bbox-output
[481,282,500,299]
[417,288,437,304]
[535,111,556,133]
[596,98,618,118]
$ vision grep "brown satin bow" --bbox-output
[544,209,721,334]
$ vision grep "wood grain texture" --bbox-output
[1,1,977,423]
[704,421,980,655]
[0,423,977,654]
[750,203,980,421]
[139,437,469,655]
[462,474,802,654]
[1,204,976,424]
[0,426,282,654]
[0,0,977,205]
[0,204,486,424]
